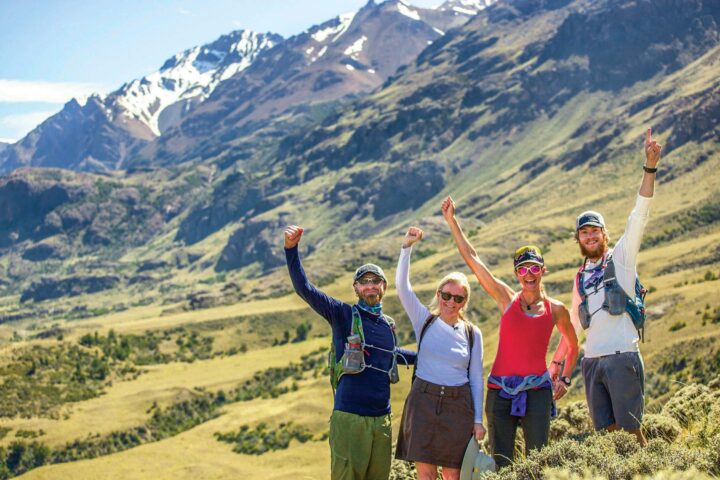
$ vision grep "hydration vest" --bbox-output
[328,306,399,392]
[576,253,648,341]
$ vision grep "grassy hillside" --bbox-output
[0,0,719,478]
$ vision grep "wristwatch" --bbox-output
[560,376,572,387]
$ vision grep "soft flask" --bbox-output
[342,334,365,374]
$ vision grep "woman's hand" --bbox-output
[441,196,456,223]
[402,227,423,248]
[473,422,486,441]
[553,380,568,401]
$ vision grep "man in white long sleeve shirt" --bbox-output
[550,128,662,445]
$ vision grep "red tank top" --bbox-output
[489,294,554,379]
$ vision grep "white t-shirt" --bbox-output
[571,194,652,358]
[396,247,484,423]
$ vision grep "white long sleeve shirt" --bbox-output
[396,246,484,423]
[571,194,652,358]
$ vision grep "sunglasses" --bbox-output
[516,264,542,276]
[356,277,384,285]
[439,291,466,303]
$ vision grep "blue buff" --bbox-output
[488,373,556,417]
[358,300,383,315]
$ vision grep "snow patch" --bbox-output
[345,64,355,71]
[343,36,367,59]
[398,2,421,20]
[310,45,328,63]
[447,0,495,14]
[453,6,477,15]
[433,27,445,35]
[311,11,356,43]
[368,69,376,74]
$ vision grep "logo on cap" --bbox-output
[353,264,387,283]
[576,210,605,230]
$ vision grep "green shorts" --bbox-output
[329,410,392,480]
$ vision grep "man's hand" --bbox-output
[441,196,456,223]
[402,227,423,248]
[644,127,662,167]
[284,225,304,249]
[473,422,487,441]
[553,380,568,401]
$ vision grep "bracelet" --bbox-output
[643,165,658,173]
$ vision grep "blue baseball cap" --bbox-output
[576,210,606,230]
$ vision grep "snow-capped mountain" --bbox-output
[146,0,486,164]
[0,30,281,174]
[0,0,489,174]
[115,30,282,136]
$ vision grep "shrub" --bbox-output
[215,422,313,455]
[642,414,681,442]
[661,383,720,427]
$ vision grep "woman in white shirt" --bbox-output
[394,227,485,480]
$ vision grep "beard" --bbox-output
[579,236,608,260]
[355,289,384,306]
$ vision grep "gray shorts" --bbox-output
[582,351,644,430]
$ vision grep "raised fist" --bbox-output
[402,227,424,248]
[284,225,304,249]
[441,196,456,223]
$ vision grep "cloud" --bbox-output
[0,110,60,142]
[179,9,193,16]
[0,79,105,103]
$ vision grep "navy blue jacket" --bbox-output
[285,246,414,416]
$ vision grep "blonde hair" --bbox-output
[428,272,471,319]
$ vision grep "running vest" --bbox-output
[328,306,399,392]
[490,296,553,378]
[576,253,648,341]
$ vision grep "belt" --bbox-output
[416,378,469,398]
[594,350,638,359]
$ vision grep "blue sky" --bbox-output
[0,0,439,143]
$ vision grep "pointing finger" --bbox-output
[646,127,652,145]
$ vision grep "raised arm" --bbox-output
[396,227,432,334]
[613,128,660,276]
[284,225,345,323]
[441,196,514,312]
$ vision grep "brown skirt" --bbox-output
[395,378,474,468]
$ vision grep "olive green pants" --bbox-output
[329,410,392,480]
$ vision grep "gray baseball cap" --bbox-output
[353,264,387,283]
[576,210,606,230]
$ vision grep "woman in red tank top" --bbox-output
[442,196,579,469]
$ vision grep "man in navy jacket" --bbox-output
[284,225,415,480]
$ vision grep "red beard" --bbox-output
[579,237,608,260]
